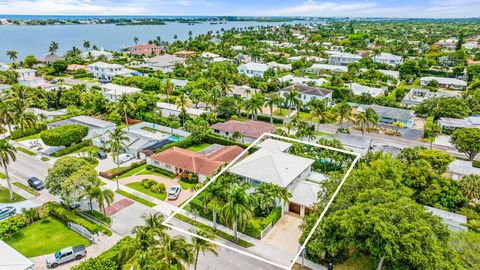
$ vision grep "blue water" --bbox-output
[167,135,182,142]
[0,20,307,62]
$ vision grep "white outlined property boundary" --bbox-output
[162,133,361,270]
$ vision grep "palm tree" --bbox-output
[190,229,218,270]
[123,250,156,270]
[96,188,114,214]
[86,186,101,211]
[133,37,139,45]
[49,41,59,55]
[82,40,90,51]
[202,180,226,231]
[0,96,14,134]
[107,128,130,190]
[264,96,280,123]
[336,102,352,128]
[141,212,167,235]
[459,175,480,202]
[157,234,194,270]
[117,94,132,130]
[355,112,369,136]
[220,183,254,241]
[209,85,223,112]
[176,93,189,124]
[12,101,36,131]
[6,50,18,64]
[365,107,379,133]
[285,89,300,119]
[231,131,242,142]
[162,79,174,104]
[0,139,17,201]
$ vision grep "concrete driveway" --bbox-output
[95,155,140,172]
[119,175,194,206]
[261,212,303,254]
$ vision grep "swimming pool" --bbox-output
[167,135,183,142]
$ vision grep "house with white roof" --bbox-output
[29,108,67,121]
[88,62,133,82]
[15,68,47,88]
[420,76,467,90]
[279,74,326,86]
[200,52,228,63]
[169,79,188,90]
[266,62,292,71]
[372,53,403,66]
[279,84,332,106]
[157,102,207,118]
[357,104,415,128]
[438,116,480,133]
[229,138,320,216]
[0,84,11,94]
[308,64,348,73]
[0,239,34,270]
[0,62,9,71]
[238,62,270,78]
[328,52,361,65]
[228,85,258,99]
[287,56,324,63]
[346,83,385,97]
[232,45,245,51]
[425,206,467,232]
[402,88,461,106]
[81,49,114,61]
[100,83,142,102]
[146,54,185,73]
[47,115,116,139]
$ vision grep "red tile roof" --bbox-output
[207,145,244,162]
[129,44,163,55]
[210,120,274,139]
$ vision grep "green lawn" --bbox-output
[273,109,289,116]
[116,190,156,207]
[0,187,26,202]
[315,131,334,137]
[40,157,50,162]
[178,180,195,190]
[119,164,147,178]
[84,210,112,225]
[0,172,5,179]
[16,147,36,156]
[126,182,166,201]
[13,182,40,196]
[334,256,377,270]
[186,143,211,152]
[71,145,99,154]
[3,217,91,258]
[16,133,41,142]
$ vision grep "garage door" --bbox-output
[289,203,301,214]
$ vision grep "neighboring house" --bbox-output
[81,49,114,60]
[169,79,188,90]
[463,40,479,50]
[38,53,62,64]
[29,108,67,121]
[424,206,467,232]
[229,138,318,217]
[0,62,8,71]
[372,53,403,66]
[332,133,371,156]
[0,239,34,270]
[87,62,133,82]
[15,68,48,88]
[157,102,207,118]
[232,45,245,51]
[447,159,480,180]
[438,116,480,133]
[308,64,348,73]
[228,85,258,99]
[148,145,243,182]
[238,62,270,78]
[47,115,116,139]
[266,62,292,71]
[210,120,274,143]
[67,64,88,71]
[146,54,185,73]
[174,50,196,58]
[434,38,458,49]
[419,76,467,90]
[200,52,228,63]
[279,74,326,86]
[279,84,332,105]
[357,104,415,128]
[402,88,461,106]
[287,55,324,63]
[93,121,190,158]
[100,83,142,102]
[0,84,11,94]
[328,52,361,65]
[128,44,163,56]
[346,83,385,97]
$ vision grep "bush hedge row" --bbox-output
[72,236,133,270]
[51,139,92,157]
[99,160,146,179]
[473,160,480,168]
[141,178,166,194]
[10,124,47,140]
[41,124,89,146]
[145,165,176,178]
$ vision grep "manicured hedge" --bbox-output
[72,236,133,270]
[145,165,176,178]
[10,124,47,140]
[153,136,196,154]
[51,139,92,157]
[41,124,88,146]
[141,178,166,194]
[100,160,146,179]
[473,160,480,168]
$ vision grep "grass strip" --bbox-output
[126,182,166,201]
[116,190,156,207]
[83,210,112,225]
[0,186,26,202]
[16,147,36,156]
[13,182,40,196]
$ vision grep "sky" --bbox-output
[0,0,479,18]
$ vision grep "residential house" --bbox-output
[0,84,11,94]
[229,138,318,217]
[148,145,243,182]
[228,85,258,99]
[232,45,245,51]
[38,53,62,64]
[279,74,326,86]
[157,102,207,118]
[67,64,88,71]
[0,62,8,71]
[328,52,361,65]
[346,83,385,97]
[146,54,185,73]
[279,84,332,106]
[100,83,142,102]
[434,38,458,49]
[424,206,467,232]
[0,239,34,270]
[15,68,48,88]
[287,56,324,63]
[357,104,415,128]
[174,50,196,58]
[332,133,371,156]
[87,62,133,82]
[372,53,403,66]
[308,64,348,73]
[47,115,116,139]
[463,40,479,50]
[200,52,228,63]
[420,76,467,90]
[81,49,114,61]
[238,62,270,78]
[438,116,480,133]
[29,108,67,121]
[402,88,461,106]
[210,120,274,143]
[266,62,292,71]
[447,159,480,180]
[128,44,163,56]
[169,79,188,90]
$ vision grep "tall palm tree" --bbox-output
[86,186,101,211]
[163,79,174,104]
[123,250,156,270]
[107,128,130,190]
[355,111,369,136]
[133,37,139,45]
[82,40,90,51]
[336,102,352,128]
[157,234,194,270]
[49,41,59,55]
[209,85,223,113]
[0,96,14,134]
[96,188,114,214]
[6,50,17,64]
[285,89,300,119]
[117,94,132,130]
[0,139,17,201]
[176,93,189,124]
[141,212,167,235]
[220,183,254,241]
[12,101,36,131]
[190,229,218,270]
[202,180,226,231]
[264,96,280,123]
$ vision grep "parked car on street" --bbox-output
[168,186,181,200]
[96,151,107,159]
[46,245,86,268]
[60,197,81,209]
[27,177,44,190]
[0,206,16,220]
[117,153,134,164]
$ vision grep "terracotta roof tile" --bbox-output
[210,120,274,139]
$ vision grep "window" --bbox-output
[165,164,171,169]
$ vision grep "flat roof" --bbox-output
[0,239,34,270]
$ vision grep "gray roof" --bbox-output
[257,138,292,152]
[280,84,332,97]
[71,116,116,129]
[289,180,322,207]
[358,105,415,121]
[334,133,371,150]
[425,206,467,232]
[438,117,475,128]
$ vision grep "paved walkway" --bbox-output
[262,213,303,254]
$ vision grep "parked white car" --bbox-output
[117,154,134,164]
[46,245,86,268]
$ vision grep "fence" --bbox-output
[68,222,96,244]
[259,222,273,239]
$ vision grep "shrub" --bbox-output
[41,124,88,146]
[72,237,132,270]
[145,165,176,178]
[51,139,92,157]
[180,172,199,184]
[473,160,480,168]
[10,123,47,140]
[205,134,253,153]
[100,160,146,179]
[0,215,27,239]
[141,178,156,189]
[141,179,166,193]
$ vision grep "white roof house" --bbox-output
[15,68,47,88]
[157,102,207,118]
[346,83,385,97]
[287,56,324,63]
[0,240,34,270]
[0,62,8,71]
[238,62,270,78]
[29,108,67,121]
[425,206,467,232]
[266,62,292,71]
[420,76,467,90]
[257,138,292,152]
[279,74,326,86]
[402,88,461,106]
[47,115,117,139]
[87,62,133,82]
[228,85,258,99]
[438,116,480,133]
[100,83,142,102]
[146,54,185,73]
[81,49,113,60]
[279,84,332,105]
[169,79,188,90]
[289,180,322,207]
[309,64,348,73]
[372,53,403,66]
[328,52,361,65]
